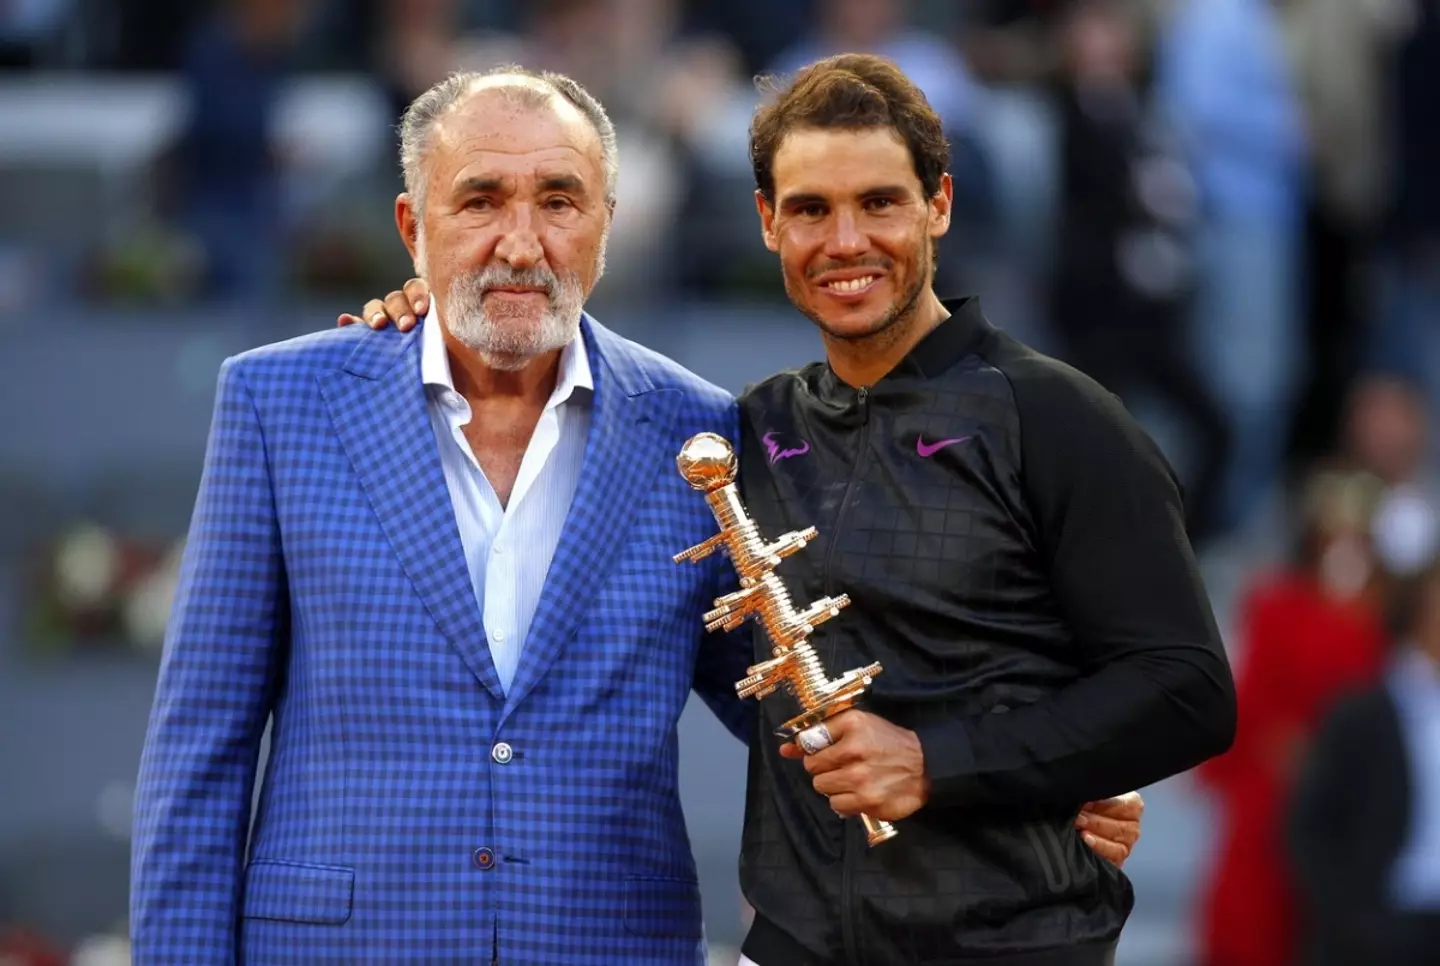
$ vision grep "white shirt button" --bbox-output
[492,629,506,642]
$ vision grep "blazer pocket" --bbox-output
[242,859,354,925]
[621,875,703,939]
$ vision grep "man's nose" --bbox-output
[824,209,869,258]
[493,205,544,269]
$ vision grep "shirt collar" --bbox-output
[816,294,995,400]
[420,307,593,411]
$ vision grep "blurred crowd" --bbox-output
[2,0,1437,544]
[3,0,1440,964]
[1197,379,1440,966]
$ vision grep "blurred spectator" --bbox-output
[1045,0,1227,547]
[1155,0,1309,535]
[376,0,462,136]
[683,0,808,75]
[1287,557,1440,966]
[1372,2,1440,432]
[958,0,1064,85]
[1196,468,1390,966]
[1279,0,1409,471]
[176,0,309,302]
[1343,374,1431,491]
[1336,373,1440,583]
[960,0,1172,85]
[766,0,977,132]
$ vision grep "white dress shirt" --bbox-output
[420,312,593,693]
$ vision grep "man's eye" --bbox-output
[865,198,893,211]
[545,197,573,211]
[467,198,493,210]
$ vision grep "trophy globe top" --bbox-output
[676,432,737,491]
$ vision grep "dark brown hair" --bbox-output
[749,53,951,205]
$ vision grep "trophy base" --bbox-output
[864,817,900,847]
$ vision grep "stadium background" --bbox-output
[2,0,1437,963]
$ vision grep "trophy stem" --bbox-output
[789,641,832,710]
[706,489,761,576]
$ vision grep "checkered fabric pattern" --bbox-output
[130,315,754,965]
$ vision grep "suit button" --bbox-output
[473,847,495,870]
[492,742,513,764]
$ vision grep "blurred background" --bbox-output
[2,0,1439,964]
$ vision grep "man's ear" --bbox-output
[929,173,953,240]
[396,193,421,263]
[756,190,779,253]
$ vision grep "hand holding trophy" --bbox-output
[673,432,898,846]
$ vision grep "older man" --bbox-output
[355,55,1230,966]
[131,68,754,966]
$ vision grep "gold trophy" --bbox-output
[673,431,898,846]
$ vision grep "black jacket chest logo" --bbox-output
[913,432,974,459]
[760,430,811,465]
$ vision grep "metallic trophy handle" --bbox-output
[786,686,898,847]
[674,432,899,847]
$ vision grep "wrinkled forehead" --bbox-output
[429,85,604,185]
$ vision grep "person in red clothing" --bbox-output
[1197,469,1392,966]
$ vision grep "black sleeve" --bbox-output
[915,360,1236,812]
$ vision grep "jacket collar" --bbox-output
[818,295,994,399]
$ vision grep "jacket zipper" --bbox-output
[824,385,869,965]
[822,387,870,587]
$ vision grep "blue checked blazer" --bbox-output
[130,315,755,965]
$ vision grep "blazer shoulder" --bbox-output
[588,318,735,417]
[226,325,385,387]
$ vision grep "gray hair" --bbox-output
[398,65,620,214]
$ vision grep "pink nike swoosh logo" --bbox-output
[916,435,971,457]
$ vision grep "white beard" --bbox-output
[415,231,605,371]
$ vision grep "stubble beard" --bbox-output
[788,237,933,358]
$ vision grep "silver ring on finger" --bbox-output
[797,722,834,755]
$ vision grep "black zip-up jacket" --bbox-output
[734,297,1236,966]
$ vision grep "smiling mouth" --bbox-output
[822,275,878,294]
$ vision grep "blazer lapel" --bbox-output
[500,322,682,719]
[318,327,504,700]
